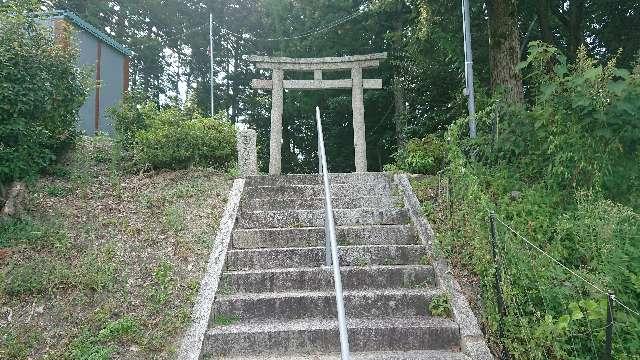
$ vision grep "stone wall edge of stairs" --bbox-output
[394,173,495,360]
[176,178,246,360]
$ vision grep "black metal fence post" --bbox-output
[448,176,453,227]
[492,106,499,148]
[489,212,509,360]
[437,170,442,200]
[603,292,614,360]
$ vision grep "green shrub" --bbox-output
[414,43,640,359]
[393,135,447,174]
[0,10,89,187]
[489,42,640,206]
[108,93,152,151]
[109,99,236,170]
[134,114,236,170]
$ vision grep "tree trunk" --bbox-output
[175,48,182,103]
[536,0,554,44]
[487,0,524,103]
[393,77,406,147]
[567,0,585,59]
[393,1,407,148]
[231,48,239,122]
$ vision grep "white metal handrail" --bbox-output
[316,106,351,360]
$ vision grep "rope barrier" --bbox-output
[493,215,640,318]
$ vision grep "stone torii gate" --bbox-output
[248,53,387,174]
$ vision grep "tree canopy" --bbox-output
[15,0,639,172]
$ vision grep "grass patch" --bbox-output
[148,261,174,307]
[0,329,41,359]
[164,206,185,233]
[45,184,70,197]
[0,218,69,249]
[421,201,434,217]
[97,316,140,342]
[76,247,118,292]
[67,333,113,360]
[3,258,73,296]
[2,247,117,297]
[66,316,139,360]
[0,137,231,358]
[212,313,239,326]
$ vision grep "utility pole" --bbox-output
[462,0,477,138]
[209,12,215,117]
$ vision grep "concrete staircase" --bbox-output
[201,173,471,359]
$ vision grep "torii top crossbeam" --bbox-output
[248,53,387,174]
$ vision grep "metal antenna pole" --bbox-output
[209,12,215,117]
[462,0,477,138]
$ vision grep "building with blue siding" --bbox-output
[47,11,132,135]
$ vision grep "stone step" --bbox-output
[237,208,409,229]
[243,196,402,212]
[202,317,460,356]
[225,245,430,271]
[245,173,392,187]
[219,265,436,294]
[243,182,395,200]
[232,225,417,249]
[212,289,444,321]
[212,350,469,360]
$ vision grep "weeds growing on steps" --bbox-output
[212,314,239,326]
[429,294,453,318]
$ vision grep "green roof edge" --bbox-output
[50,10,133,57]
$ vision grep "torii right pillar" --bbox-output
[351,66,366,172]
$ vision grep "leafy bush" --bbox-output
[0,10,89,187]
[493,42,639,206]
[405,43,640,359]
[392,135,447,174]
[109,99,236,170]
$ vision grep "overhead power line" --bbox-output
[121,5,370,45]
[215,6,369,42]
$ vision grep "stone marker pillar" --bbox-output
[351,66,367,172]
[269,69,284,175]
[236,129,257,177]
